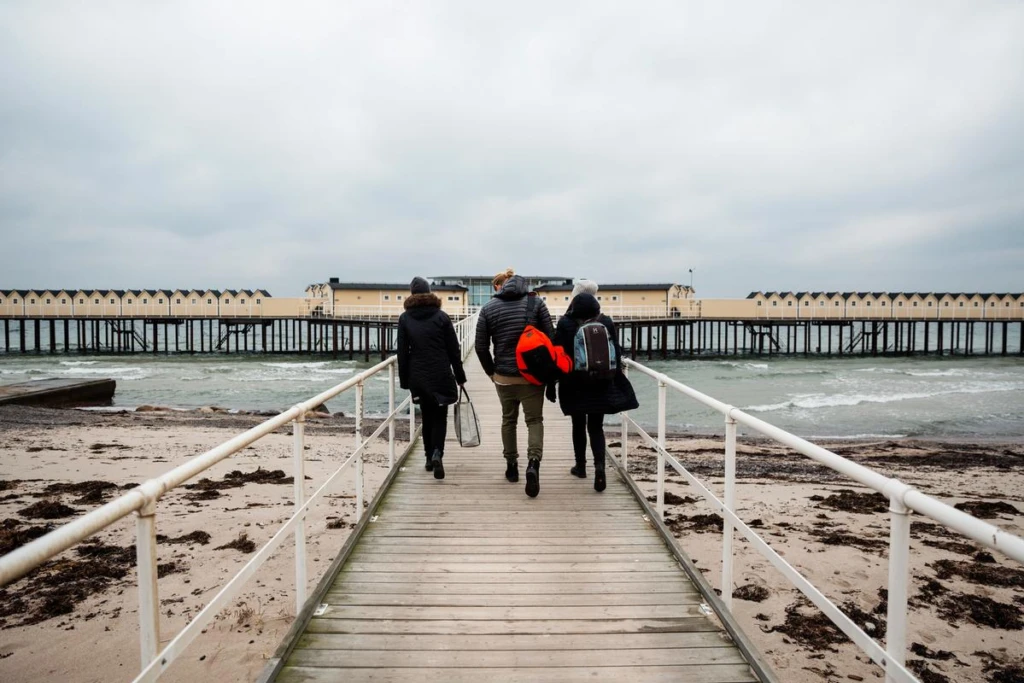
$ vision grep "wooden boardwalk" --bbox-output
[268,357,764,682]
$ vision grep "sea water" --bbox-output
[2,353,1023,440]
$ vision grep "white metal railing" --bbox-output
[0,356,416,682]
[618,358,1024,683]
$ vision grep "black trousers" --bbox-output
[420,400,449,457]
[571,413,605,469]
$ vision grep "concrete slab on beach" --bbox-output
[0,378,116,407]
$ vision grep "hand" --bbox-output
[459,382,466,389]
[545,383,556,403]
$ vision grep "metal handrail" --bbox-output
[619,358,1024,683]
[0,355,415,681]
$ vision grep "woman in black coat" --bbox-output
[397,277,467,480]
[550,293,638,492]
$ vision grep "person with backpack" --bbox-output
[549,286,638,492]
[475,268,555,497]
[397,277,467,480]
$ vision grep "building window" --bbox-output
[835,301,840,306]
[110,298,115,304]
[803,301,809,306]
[866,301,872,306]
[973,302,979,307]
[913,301,918,307]
[851,301,857,306]
[46,299,51,304]
[225,298,230,303]
[1006,302,1011,307]
[79,299,84,304]
[565,296,569,301]
[94,299,99,304]
[757,301,762,306]
[127,299,132,304]
[383,295,390,301]
[12,299,17,304]
[959,302,964,307]
[255,299,261,304]
[612,296,618,301]
[61,299,66,305]
[30,298,36,304]
[207,299,212,304]
[143,299,148,304]
[396,296,402,301]
[928,301,933,307]
[881,301,886,306]
[597,295,602,301]
[787,301,793,306]
[158,299,163,304]
[772,301,777,307]
[176,299,181,305]
[240,299,246,304]
[898,301,904,307]
[944,302,949,307]
[192,299,197,305]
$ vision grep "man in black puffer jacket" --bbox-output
[398,277,467,480]
[475,269,554,497]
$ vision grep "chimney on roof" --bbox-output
[329,277,339,284]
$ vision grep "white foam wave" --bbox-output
[261,361,330,369]
[745,383,1021,412]
[60,360,98,366]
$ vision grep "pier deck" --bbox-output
[265,357,764,682]
[0,378,115,406]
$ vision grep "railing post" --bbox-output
[722,413,738,612]
[657,380,666,519]
[292,415,307,615]
[388,363,396,469]
[135,500,160,670]
[355,381,364,522]
[621,365,629,471]
[885,489,911,683]
[409,392,415,440]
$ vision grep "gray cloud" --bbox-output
[1,1,1022,297]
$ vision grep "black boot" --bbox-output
[525,460,540,498]
[425,454,434,472]
[432,449,444,480]
[505,459,519,483]
[594,468,606,493]
[570,462,587,478]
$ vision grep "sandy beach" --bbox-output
[0,406,1022,683]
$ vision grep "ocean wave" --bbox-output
[744,383,1021,412]
[312,368,355,375]
[59,360,98,366]
[261,361,331,369]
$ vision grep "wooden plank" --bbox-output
[342,561,683,573]
[348,552,675,563]
[303,617,722,635]
[352,544,671,555]
[295,631,735,651]
[312,605,705,620]
[326,571,689,584]
[365,536,665,547]
[278,664,757,682]
[322,593,700,607]
[287,646,747,668]
[328,580,696,595]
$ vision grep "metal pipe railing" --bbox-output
[0,354,414,682]
[621,357,1024,683]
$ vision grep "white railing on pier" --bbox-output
[617,358,1024,683]
[0,312,481,681]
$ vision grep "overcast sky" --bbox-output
[1,2,1022,298]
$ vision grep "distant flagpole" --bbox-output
[688,268,694,290]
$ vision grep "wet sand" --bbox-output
[0,407,1022,682]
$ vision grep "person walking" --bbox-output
[397,277,467,480]
[475,268,554,497]
[550,286,638,492]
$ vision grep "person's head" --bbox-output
[409,276,431,295]
[572,293,600,319]
[571,278,598,299]
[492,267,515,291]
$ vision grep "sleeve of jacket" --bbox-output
[443,314,468,385]
[474,307,495,376]
[396,314,410,389]
[536,299,555,339]
[552,316,573,356]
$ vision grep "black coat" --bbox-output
[475,275,554,377]
[552,294,639,416]
[397,294,467,406]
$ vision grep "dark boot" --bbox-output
[525,460,540,498]
[425,454,434,472]
[570,461,587,478]
[432,449,444,480]
[505,459,519,483]
[594,468,606,493]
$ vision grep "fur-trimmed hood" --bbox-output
[404,293,442,311]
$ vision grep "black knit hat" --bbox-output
[410,276,431,294]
